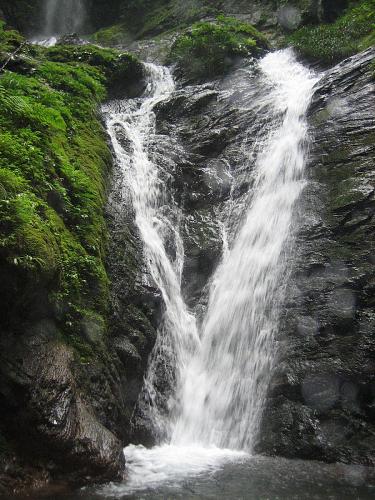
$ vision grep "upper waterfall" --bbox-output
[43,0,86,36]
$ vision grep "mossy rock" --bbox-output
[0,23,142,360]
[169,15,269,80]
[90,24,132,47]
[44,44,144,97]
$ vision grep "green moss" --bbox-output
[118,0,171,35]
[90,24,132,47]
[169,15,269,80]
[44,44,143,95]
[288,0,375,62]
[0,21,24,53]
[89,0,224,46]
[137,2,176,37]
[0,23,142,359]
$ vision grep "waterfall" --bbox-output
[104,65,200,439]
[104,49,318,489]
[43,0,86,36]
[172,49,319,450]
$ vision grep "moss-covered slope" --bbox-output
[169,15,269,80]
[0,21,142,357]
[0,20,147,491]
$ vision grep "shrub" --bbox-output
[90,24,131,47]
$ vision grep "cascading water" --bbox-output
[104,65,200,439]
[103,49,318,492]
[34,0,86,45]
[172,49,319,450]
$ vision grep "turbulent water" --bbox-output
[104,49,318,491]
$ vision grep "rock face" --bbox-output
[0,325,125,489]
[257,47,375,466]
[104,138,161,444]
[151,64,272,309]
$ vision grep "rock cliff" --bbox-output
[257,47,375,466]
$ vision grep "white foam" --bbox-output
[100,444,248,495]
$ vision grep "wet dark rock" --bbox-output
[56,33,88,45]
[151,63,268,310]
[0,327,125,488]
[257,47,375,466]
[321,0,348,23]
[104,138,161,444]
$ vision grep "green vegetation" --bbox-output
[134,0,218,38]
[45,44,142,96]
[169,15,269,80]
[288,0,375,62]
[89,0,220,45]
[0,19,24,52]
[123,0,172,36]
[90,24,131,47]
[0,23,142,358]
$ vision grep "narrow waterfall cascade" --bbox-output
[103,49,319,491]
[104,65,200,438]
[44,0,86,35]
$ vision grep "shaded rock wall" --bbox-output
[0,332,125,484]
[104,132,161,443]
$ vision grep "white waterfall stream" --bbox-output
[33,0,86,45]
[103,49,318,491]
[172,49,319,450]
[44,0,86,36]
[104,65,200,439]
